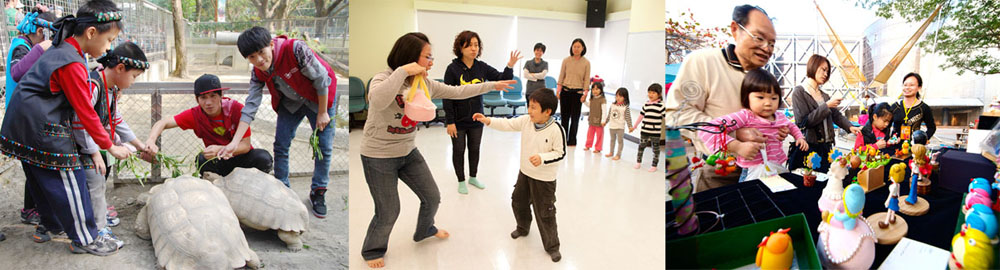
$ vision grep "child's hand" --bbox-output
[529,154,542,167]
[580,95,586,103]
[876,139,887,148]
[796,138,809,151]
[108,145,132,160]
[92,153,106,176]
[629,127,636,133]
[472,113,490,125]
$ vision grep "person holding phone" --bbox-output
[788,54,860,173]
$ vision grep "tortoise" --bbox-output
[135,176,260,269]
[210,167,309,250]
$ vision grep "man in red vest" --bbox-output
[144,74,273,176]
[219,26,337,218]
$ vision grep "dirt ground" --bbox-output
[0,167,349,269]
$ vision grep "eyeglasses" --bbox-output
[737,24,775,50]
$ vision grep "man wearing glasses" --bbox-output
[665,4,789,192]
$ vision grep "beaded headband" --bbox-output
[94,11,122,22]
[118,55,149,69]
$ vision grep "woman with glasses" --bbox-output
[442,30,520,195]
[359,32,516,268]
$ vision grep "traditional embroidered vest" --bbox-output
[0,41,89,169]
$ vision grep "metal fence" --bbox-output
[186,16,349,64]
[0,81,350,182]
[0,0,173,68]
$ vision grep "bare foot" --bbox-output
[604,153,613,158]
[612,156,621,160]
[366,258,385,268]
[593,149,601,154]
[435,229,450,239]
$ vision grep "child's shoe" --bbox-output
[107,206,118,218]
[549,251,562,262]
[634,163,641,169]
[32,225,50,243]
[69,235,119,256]
[20,208,40,225]
[107,216,120,227]
[468,177,485,189]
[583,147,590,151]
[98,227,124,249]
[604,153,613,158]
[458,181,468,194]
[613,156,621,160]
[648,167,658,172]
[593,149,601,154]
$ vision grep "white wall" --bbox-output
[416,10,516,79]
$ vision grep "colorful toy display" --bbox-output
[756,228,794,270]
[949,228,995,270]
[819,154,850,220]
[817,183,876,269]
[803,152,821,187]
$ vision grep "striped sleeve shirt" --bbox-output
[640,100,666,135]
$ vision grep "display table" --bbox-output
[938,148,996,193]
[667,158,963,268]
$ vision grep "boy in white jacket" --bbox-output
[473,88,565,262]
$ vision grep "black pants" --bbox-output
[450,126,483,182]
[24,180,35,210]
[787,141,833,173]
[197,148,273,176]
[560,88,583,146]
[511,172,559,253]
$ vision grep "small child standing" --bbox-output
[603,87,633,160]
[583,77,607,153]
[697,69,809,182]
[855,102,893,152]
[632,83,667,172]
[59,42,151,249]
[473,88,566,262]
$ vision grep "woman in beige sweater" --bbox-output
[557,38,590,146]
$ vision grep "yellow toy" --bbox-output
[950,228,995,270]
[756,228,794,270]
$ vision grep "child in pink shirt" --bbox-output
[698,69,808,182]
[854,102,893,152]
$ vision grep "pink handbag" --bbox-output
[403,75,437,122]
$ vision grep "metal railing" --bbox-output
[0,0,174,69]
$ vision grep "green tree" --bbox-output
[859,0,1000,75]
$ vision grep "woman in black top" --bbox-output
[788,54,860,173]
[891,72,936,142]
[443,30,520,194]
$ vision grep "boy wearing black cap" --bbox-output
[223,26,337,218]
[145,74,273,176]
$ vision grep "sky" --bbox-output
[666,0,882,38]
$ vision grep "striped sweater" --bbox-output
[697,109,804,167]
[485,115,566,181]
[637,100,666,135]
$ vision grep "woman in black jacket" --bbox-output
[788,55,860,172]
[890,72,935,142]
[443,30,520,194]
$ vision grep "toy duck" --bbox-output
[756,228,794,270]
[950,228,995,270]
[965,204,998,241]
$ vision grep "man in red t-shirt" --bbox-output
[144,74,272,176]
